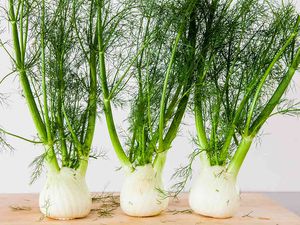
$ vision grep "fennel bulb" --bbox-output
[120,164,168,217]
[39,167,92,220]
[189,166,240,218]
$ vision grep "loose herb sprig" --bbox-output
[91,193,120,217]
[0,94,12,151]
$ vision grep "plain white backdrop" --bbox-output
[0,1,300,193]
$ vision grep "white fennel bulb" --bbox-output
[39,167,92,220]
[120,164,169,217]
[189,165,240,218]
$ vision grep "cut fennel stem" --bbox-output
[120,164,169,217]
[39,167,92,220]
[189,165,240,218]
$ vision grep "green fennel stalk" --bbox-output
[95,0,198,175]
[192,0,300,178]
[3,0,98,179]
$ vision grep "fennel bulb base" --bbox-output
[189,166,240,218]
[39,167,92,220]
[120,164,168,217]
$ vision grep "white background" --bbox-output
[0,1,300,193]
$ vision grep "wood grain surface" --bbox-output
[0,193,299,225]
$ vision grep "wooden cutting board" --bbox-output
[0,193,299,225]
